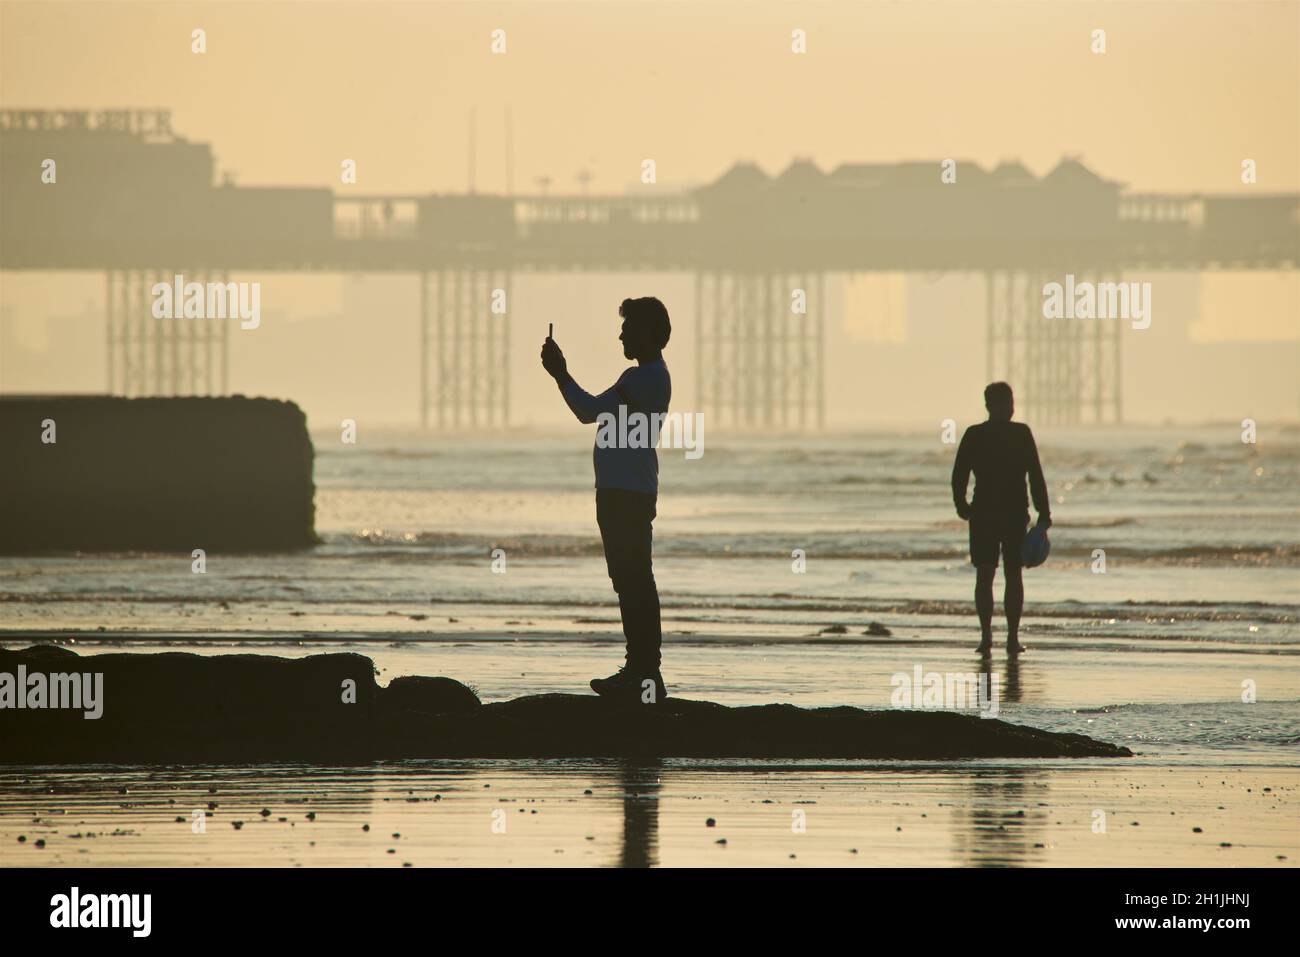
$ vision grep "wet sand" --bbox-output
[1,761,1294,868]
[1,633,1294,867]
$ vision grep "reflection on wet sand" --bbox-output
[618,761,662,868]
[0,760,1292,868]
[951,768,1047,867]
[991,653,1025,707]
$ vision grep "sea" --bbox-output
[1,424,1296,866]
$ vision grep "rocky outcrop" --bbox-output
[0,646,1132,762]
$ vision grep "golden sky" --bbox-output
[1,1,1296,424]
[3,0,1297,195]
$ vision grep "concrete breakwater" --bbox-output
[0,395,315,552]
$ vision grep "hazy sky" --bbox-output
[5,0,1297,194]
[1,1,1297,426]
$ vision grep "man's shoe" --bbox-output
[590,667,667,705]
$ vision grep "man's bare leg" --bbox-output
[975,564,996,654]
[1004,565,1025,654]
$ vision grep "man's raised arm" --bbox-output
[557,375,625,425]
[540,335,630,424]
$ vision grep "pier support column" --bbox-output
[107,269,230,397]
[1084,269,1124,425]
[985,269,1121,426]
[420,267,511,429]
[695,270,823,429]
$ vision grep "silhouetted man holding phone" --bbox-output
[541,298,672,703]
[951,382,1051,655]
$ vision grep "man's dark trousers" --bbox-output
[595,488,662,672]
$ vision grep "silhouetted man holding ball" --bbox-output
[951,382,1051,656]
